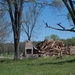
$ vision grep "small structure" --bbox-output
[25,40,33,58]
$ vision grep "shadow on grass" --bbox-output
[0,59,12,63]
[0,57,75,66]
[27,58,75,66]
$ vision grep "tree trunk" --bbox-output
[14,33,20,60]
[6,0,23,60]
[28,37,31,41]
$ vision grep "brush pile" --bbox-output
[36,40,65,56]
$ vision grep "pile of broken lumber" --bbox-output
[36,39,66,56]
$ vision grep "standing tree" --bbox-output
[50,34,59,40]
[45,34,59,40]
[22,3,42,41]
[6,0,24,60]
[0,18,10,56]
[0,19,9,43]
[0,0,24,60]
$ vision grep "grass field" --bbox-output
[0,55,75,75]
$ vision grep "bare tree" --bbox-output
[44,0,75,32]
[0,0,24,60]
[0,19,9,43]
[0,18,10,56]
[22,3,42,41]
[6,0,24,60]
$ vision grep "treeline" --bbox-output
[0,42,24,55]
[45,34,75,46]
[0,41,37,55]
[61,37,75,46]
[0,37,75,55]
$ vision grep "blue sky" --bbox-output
[20,5,75,42]
[5,2,75,42]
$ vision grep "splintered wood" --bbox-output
[36,40,65,57]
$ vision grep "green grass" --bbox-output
[0,55,75,75]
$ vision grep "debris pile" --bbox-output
[36,40,65,56]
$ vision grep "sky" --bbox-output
[20,5,75,42]
[5,1,75,42]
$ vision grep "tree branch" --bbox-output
[57,22,65,29]
[44,21,75,32]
